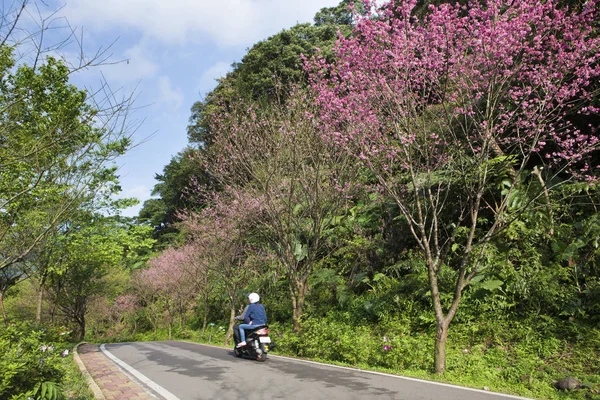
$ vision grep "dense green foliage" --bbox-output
[0,324,72,399]
[0,45,131,272]
[138,147,211,247]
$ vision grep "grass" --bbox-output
[62,350,95,400]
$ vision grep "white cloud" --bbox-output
[157,76,184,110]
[61,0,341,47]
[123,184,151,200]
[117,184,152,216]
[198,61,231,95]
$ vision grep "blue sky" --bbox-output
[37,0,341,216]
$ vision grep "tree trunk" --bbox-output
[225,307,235,345]
[201,305,208,339]
[178,313,185,336]
[36,287,44,324]
[36,274,47,324]
[427,254,456,375]
[77,315,86,341]
[290,279,307,333]
[168,321,172,340]
[147,309,158,339]
[73,298,87,341]
[434,320,450,374]
[0,292,8,328]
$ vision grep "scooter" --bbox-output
[233,324,271,362]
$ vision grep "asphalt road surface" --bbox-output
[103,341,531,400]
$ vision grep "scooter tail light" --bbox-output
[256,328,268,335]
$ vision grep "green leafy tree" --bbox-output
[0,52,131,271]
[1,3,134,275]
[47,214,154,339]
[314,0,364,26]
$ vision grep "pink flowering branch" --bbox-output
[178,190,262,343]
[133,245,205,339]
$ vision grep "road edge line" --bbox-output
[100,343,180,400]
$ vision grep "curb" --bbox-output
[73,342,106,400]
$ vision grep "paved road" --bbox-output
[103,341,531,400]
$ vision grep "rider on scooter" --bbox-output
[236,292,267,347]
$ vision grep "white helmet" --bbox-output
[248,292,260,304]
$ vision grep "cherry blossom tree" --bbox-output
[131,271,163,338]
[136,247,198,340]
[112,294,140,334]
[171,243,212,336]
[202,88,358,331]
[180,191,259,344]
[310,0,600,372]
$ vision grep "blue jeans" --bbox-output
[238,324,255,343]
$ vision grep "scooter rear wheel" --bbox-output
[256,343,267,362]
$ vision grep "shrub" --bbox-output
[0,324,70,399]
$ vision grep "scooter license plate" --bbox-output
[259,336,271,343]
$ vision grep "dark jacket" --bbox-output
[235,305,249,321]
[244,303,267,326]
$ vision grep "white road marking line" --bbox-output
[100,343,180,400]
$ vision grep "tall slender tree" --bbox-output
[202,88,358,331]
[181,191,259,343]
